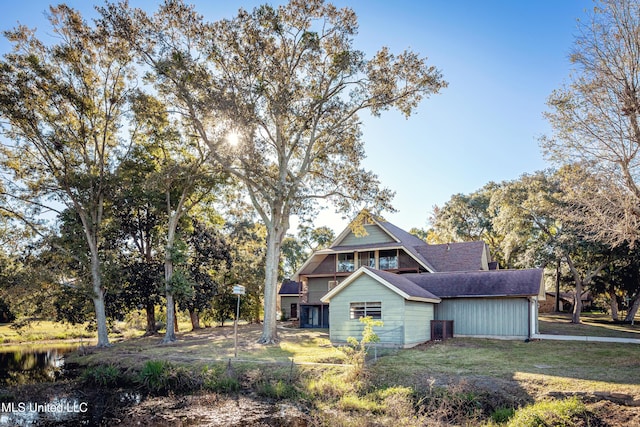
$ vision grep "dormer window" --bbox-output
[337,253,355,272]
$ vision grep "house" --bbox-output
[278,214,545,346]
[539,291,593,313]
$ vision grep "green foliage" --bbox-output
[506,397,588,427]
[342,316,384,370]
[337,393,383,413]
[82,365,121,387]
[202,364,240,393]
[256,379,299,400]
[490,406,516,424]
[137,360,201,395]
[305,370,357,399]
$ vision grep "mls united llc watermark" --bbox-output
[1,401,88,414]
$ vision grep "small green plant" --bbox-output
[82,365,121,387]
[342,316,384,370]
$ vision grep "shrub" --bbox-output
[506,397,589,427]
[82,365,121,387]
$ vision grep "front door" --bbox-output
[290,303,298,319]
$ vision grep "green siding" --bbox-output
[307,277,332,303]
[328,275,405,345]
[435,298,529,338]
[339,224,396,246]
[404,301,434,344]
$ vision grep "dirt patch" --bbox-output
[118,394,309,427]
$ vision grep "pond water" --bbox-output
[0,346,142,426]
[0,347,73,387]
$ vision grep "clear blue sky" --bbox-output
[1,1,591,235]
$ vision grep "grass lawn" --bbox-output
[372,337,640,396]
[539,312,640,338]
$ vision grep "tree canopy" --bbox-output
[101,0,447,343]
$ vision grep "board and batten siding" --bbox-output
[328,275,405,345]
[435,298,529,338]
[339,224,396,246]
[307,277,332,303]
[404,301,434,345]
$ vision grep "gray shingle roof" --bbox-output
[415,241,488,272]
[278,280,301,295]
[362,267,441,301]
[358,267,542,300]
[404,269,543,298]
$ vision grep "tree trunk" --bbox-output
[571,281,583,324]
[258,216,287,344]
[163,215,179,343]
[609,287,619,321]
[624,294,640,322]
[174,301,179,332]
[189,308,200,330]
[90,249,110,347]
[555,258,561,312]
[145,301,157,335]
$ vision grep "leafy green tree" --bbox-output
[428,182,504,264]
[491,171,607,323]
[112,139,167,334]
[0,5,136,346]
[178,220,231,330]
[280,225,335,278]
[541,0,640,320]
[102,0,446,343]
[129,92,227,343]
[223,219,268,324]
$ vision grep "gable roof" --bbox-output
[292,213,492,280]
[321,267,441,304]
[321,267,543,303]
[328,217,438,272]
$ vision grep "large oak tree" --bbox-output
[103,0,446,343]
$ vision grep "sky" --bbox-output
[0,1,592,235]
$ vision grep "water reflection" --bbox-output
[0,347,73,386]
[0,392,142,426]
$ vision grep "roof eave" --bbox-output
[407,296,441,303]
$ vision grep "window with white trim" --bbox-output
[349,302,382,319]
